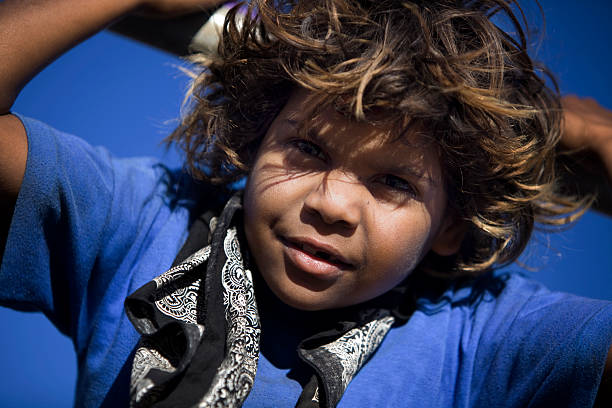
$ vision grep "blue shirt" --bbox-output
[1,115,611,407]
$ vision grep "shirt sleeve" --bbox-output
[471,275,612,407]
[0,114,190,343]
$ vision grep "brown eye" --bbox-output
[378,175,417,197]
[291,139,328,161]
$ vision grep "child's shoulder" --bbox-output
[435,270,612,324]
[412,269,612,377]
[350,272,612,406]
[1,113,217,329]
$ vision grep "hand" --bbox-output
[561,95,612,154]
[560,95,612,215]
[136,0,228,18]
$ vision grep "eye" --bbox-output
[377,174,418,197]
[289,139,328,162]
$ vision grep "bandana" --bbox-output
[125,193,414,407]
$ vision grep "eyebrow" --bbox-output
[285,118,301,128]
[284,119,438,188]
[285,118,317,139]
[387,164,437,187]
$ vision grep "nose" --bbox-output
[303,170,362,229]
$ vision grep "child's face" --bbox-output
[243,90,460,311]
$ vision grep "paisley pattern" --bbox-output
[128,213,261,408]
[127,194,404,408]
[130,338,181,407]
[152,246,211,324]
[132,344,175,385]
[198,228,261,407]
[153,246,211,288]
[321,312,395,390]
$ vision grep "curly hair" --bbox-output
[166,0,589,276]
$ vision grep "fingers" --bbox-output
[561,95,612,151]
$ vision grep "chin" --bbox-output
[266,279,342,311]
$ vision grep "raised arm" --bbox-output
[0,0,224,260]
[558,95,612,216]
[0,0,135,255]
[562,96,612,177]
[560,97,612,404]
[0,0,141,115]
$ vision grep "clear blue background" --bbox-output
[1,1,611,406]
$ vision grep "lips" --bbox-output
[280,236,354,278]
[295,241,351,265]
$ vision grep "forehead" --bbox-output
[282,89,437,153]
[286,89,429,136]
[275,90,444,185]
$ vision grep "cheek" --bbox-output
[243,175,282,280]
[242,181,258,257]
[245,151,318,216]
[369,207,434,279]
[243,159,307,243]
[243,161,274,251]
[243,154,280,220]
[244,173,287,224]
[243,169,261,223]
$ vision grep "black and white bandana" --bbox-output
[125,193,412,407]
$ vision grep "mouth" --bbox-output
[281,236,354,270]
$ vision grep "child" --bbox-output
[0,0,611,407]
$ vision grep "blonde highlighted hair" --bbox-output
[166,0,589,276]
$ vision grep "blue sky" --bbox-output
[1,1,611,406]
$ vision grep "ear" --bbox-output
[430,214,467,257]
